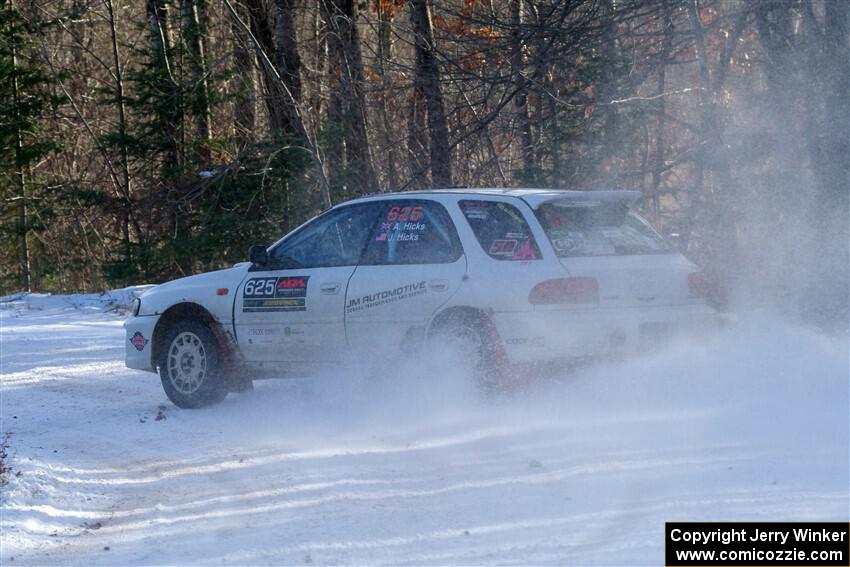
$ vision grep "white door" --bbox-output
[345,199,467,355]
[235,202,384,363]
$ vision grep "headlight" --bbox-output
[131,298,141,317]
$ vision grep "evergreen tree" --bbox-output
[0,2,62,291]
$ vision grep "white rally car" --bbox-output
[125,189,719,408]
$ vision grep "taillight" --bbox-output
[529,277,599,305]
[688,272,708,299]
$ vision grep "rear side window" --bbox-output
[361,200,462,265]
[459,200,541,261]
[535,201,671,257]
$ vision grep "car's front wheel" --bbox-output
[158,320,227,408]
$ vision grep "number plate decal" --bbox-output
[242,276,310,312]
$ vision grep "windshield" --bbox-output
[535,201,671,257]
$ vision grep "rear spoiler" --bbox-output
[520,190,641,210]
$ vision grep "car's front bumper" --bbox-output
[124,315,160,372]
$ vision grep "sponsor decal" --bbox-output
[511,239,539,260]
[489,239,518,256]
[375,206,427,242]
[460,200,490,220]
[497,202,527,225]
[375,221,427,242]
[248,327,279,336]
[346,281,427,313]
[247,326,305,345]
[242,276,309,312]
[246,326,279,345]
[130,331,148,351]
[505,336,545,347]
[552,237,576,252]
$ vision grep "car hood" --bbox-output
[138,265,250,317]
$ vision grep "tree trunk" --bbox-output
[377,1,398,190]
[224,0,332,207]
[312,1,326,119]
[146,0,181,173]
[273,0,302,104]
[181,0,212,148]
[244,0,294,137]
[409,0,451,187]
[105,0,134,262]
[598,0,619,183]
[11,28,29,291]
[231,5,257,150]
[685,0,711,195]
[510,0,533,182]
[323,0,378,196]
[650,0,673,220]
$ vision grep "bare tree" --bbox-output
[181,0,212,147]
[376,0,399,189]
[105,0,134,259]
[146,0,181,171]
[10,8,29,290]
[231,4,257,150]
[323,0,378,196]
[510,0,534,180]
[274,0,302,104]
[409,0,451,187]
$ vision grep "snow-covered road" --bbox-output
[1,293,847,565]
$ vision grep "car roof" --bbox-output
[347,188,642,209]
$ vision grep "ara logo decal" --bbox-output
[130,331,148,351]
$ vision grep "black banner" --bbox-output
[665,522,850,566]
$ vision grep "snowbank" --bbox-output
[0,286,156,317]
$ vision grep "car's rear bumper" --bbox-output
[494,303,722,363]
[124,315,160,372]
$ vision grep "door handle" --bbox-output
[321,282,341,295]
[428,279,449,292]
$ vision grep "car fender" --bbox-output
[137,265,250,326]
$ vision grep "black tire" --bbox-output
[158,319,228,409]
[428,312,507,394]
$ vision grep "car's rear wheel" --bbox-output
[158,320,227,408]
[428,312,507,394]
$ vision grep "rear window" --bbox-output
[459,200,541,261]
[535,201,671,257]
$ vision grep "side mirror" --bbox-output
[248,244,269,267]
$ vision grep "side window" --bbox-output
[361,200,462,265]
[458,200,541,261]
[269,203,381,269]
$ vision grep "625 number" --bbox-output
[387,206,422,222]
[244,277,277,297]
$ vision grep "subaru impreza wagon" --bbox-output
[125,188,719,407]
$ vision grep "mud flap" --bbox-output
[209,323,254,393]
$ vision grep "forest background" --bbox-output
[1,0,847,326]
